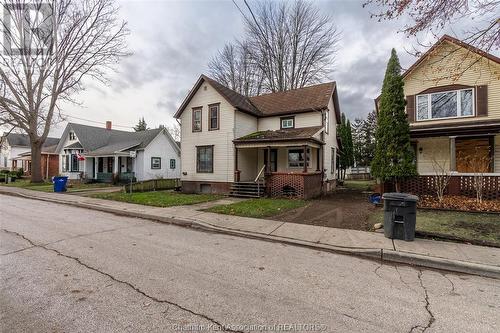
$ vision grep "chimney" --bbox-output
[106,121,112,130]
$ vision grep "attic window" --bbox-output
[281,116,294,129]
[69,132,76,140]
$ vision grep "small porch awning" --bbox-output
[410,120,500,138]
[233,126,324,148]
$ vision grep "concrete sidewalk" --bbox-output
[1,186,499,279]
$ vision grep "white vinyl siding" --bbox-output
[179,82,235,182]
[257,112,321,131]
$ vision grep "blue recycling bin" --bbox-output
[53,176,68,192]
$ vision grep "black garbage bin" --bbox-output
[382,192,419,241]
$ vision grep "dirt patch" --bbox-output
[273,188,376,231]
[453,220,500,236]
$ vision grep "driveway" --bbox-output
[274,188,377,231]
[1,195,499,332]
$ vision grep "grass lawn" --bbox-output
[206,198,308,218]
[368,209,500,246]
[0,179,114,193]
[91,190,222,207]
[343,180,376,191]
[0,179,54,192]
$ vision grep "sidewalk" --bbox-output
[1,186,499,279]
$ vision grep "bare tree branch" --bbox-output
[0,0,129,182]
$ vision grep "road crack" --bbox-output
[409,270,435,333]
[1,228,243,333]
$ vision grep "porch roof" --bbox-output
[410,119,500,138]
[233,126,324,147]
[84,141,141,156]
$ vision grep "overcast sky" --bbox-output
[51,0,487,136]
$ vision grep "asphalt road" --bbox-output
[1,195,499,333]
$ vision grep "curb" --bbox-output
[1,188,499,280]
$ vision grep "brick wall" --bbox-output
[266,172,323,199]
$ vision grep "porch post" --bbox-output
[94,158,98,179]
[113,156,118,174]
[234,147,240,182]
[303,145,308,173]
[266,146,271,174]
[449,136,456,172]
[316,147,321,172]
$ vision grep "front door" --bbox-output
[264,149,278,172]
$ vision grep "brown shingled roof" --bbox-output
[249,82,335,116]
[174,75,339,120]
[202,75,260,116]
[233,126,323,143]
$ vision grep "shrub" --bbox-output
[16,168,24,178]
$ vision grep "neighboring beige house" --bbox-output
[376,35,500,199]
[174,75,341,198]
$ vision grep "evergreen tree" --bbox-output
[338,113,354,179]
[134,117,148,132]
[371,49,417,191]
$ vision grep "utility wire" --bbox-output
[60,113,134,129]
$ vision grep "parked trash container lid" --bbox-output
[382,192,419,202]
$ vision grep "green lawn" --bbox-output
[91,190,222,207]
[0,179,113,193]
[0,179,54,192]
[343,179,376,191]
[368,209,500,246]
[206,198,308,218]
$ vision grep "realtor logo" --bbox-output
[2,2,54,55]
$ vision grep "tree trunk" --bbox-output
[394,178,401,193]
[30,142,44,183]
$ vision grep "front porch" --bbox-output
[233,142,324,199]
[85,155,135,183]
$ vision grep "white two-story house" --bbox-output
[174,75,341,199]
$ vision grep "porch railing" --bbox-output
[254,164,266,195]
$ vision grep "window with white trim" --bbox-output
[416,88,474,121]
[281,117,294,129]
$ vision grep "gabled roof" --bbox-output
[174,75,340,121]
[2,133,59,148]
[174,75,260,118]
[402,34,500,79]
[233,126,324,144]
[56,123,179,155]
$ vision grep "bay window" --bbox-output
[416,88,474,121]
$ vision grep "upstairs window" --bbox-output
[208,104,220,130]
[170,159,176,169]
[323,110,329,134]
[281,116,295,129]
[416,88,474,121]
[69,132,76,140]
[192,108,202,132]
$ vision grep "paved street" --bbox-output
[1,195,499,332]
